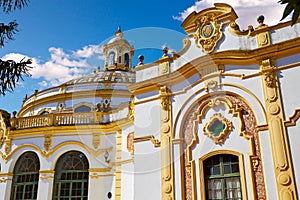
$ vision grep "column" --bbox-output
[260,59,297,199]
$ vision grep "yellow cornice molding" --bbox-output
[284,108,300,127]
[135,55,175,71]
[134,135,161,147]
[129,37,300,95]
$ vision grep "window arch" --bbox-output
[52,151,89,200]
[124,53,129,67]
[108,52,115,66]
[204,154,242,200]
[10,151,40,200]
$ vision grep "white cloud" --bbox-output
[73,45,103,58]
[2,44,104,89]
[38,80,48,87]
[173,1,287,30]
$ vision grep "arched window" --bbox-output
[74,105,91,113]
[52,151,89,200]
[10,152,40,200]
[108,52,115,66]
[204,154,242,200]
[124,53,129,67]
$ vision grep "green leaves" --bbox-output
[0,21,18,47]
[0,58,32,95]
[0,0,29,13]
[279,0,300,25]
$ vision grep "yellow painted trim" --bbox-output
[129,37,300,95]
[89,173,115,179]
[159,86,175,200]
[0,142,114,163]
[223,83,267,123]
[284,108,300,126]
[133,135,161,147]
[19,90,132,117]
[173,89,267,139]
[39,170,55,174]
[260,58,297,199]
[115,130,122,200]
[0,173,13,177]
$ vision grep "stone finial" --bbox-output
[162,46,169,57]
[257,15,265,26]
[138,55,144,65]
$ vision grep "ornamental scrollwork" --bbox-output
[193,14,223,54]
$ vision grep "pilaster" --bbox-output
[260,58,297,199]
[38,170,54,200]
[115,130,122,200]
[159,86,175,200]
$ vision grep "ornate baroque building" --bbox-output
[1,3,300,200]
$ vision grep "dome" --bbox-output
[18,26,135,118]
[107,35,130,46]
[107,26,130,45]
[64,70,135,85]
[19,69,136,117]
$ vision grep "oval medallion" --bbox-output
[202,23,214,38]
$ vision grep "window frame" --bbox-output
[199,151,247,200]
[52,151,89,200]
[10,151,40,200]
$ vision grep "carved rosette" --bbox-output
[194,14,223,53]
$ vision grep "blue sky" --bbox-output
[0,0,286,114]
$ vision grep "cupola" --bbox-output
[102,26,134,71]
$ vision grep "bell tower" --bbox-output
[102,26,134,71]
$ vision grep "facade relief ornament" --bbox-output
[4,138,11,155]
[263,72,276,88]
[127,132,134,152]
[93,133,100,149]
[181,3,238,54]
[203,113,233,144]
[194,15,223,53]
[128,98,135,121]
[44,134,52,152]
[160,86,170,111]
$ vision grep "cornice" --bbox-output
[129,37,300,95]
[19,90,132,117]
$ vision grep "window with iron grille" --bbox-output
[204,154,242,200]
[10,151,40,200]
[52,151,89,200]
